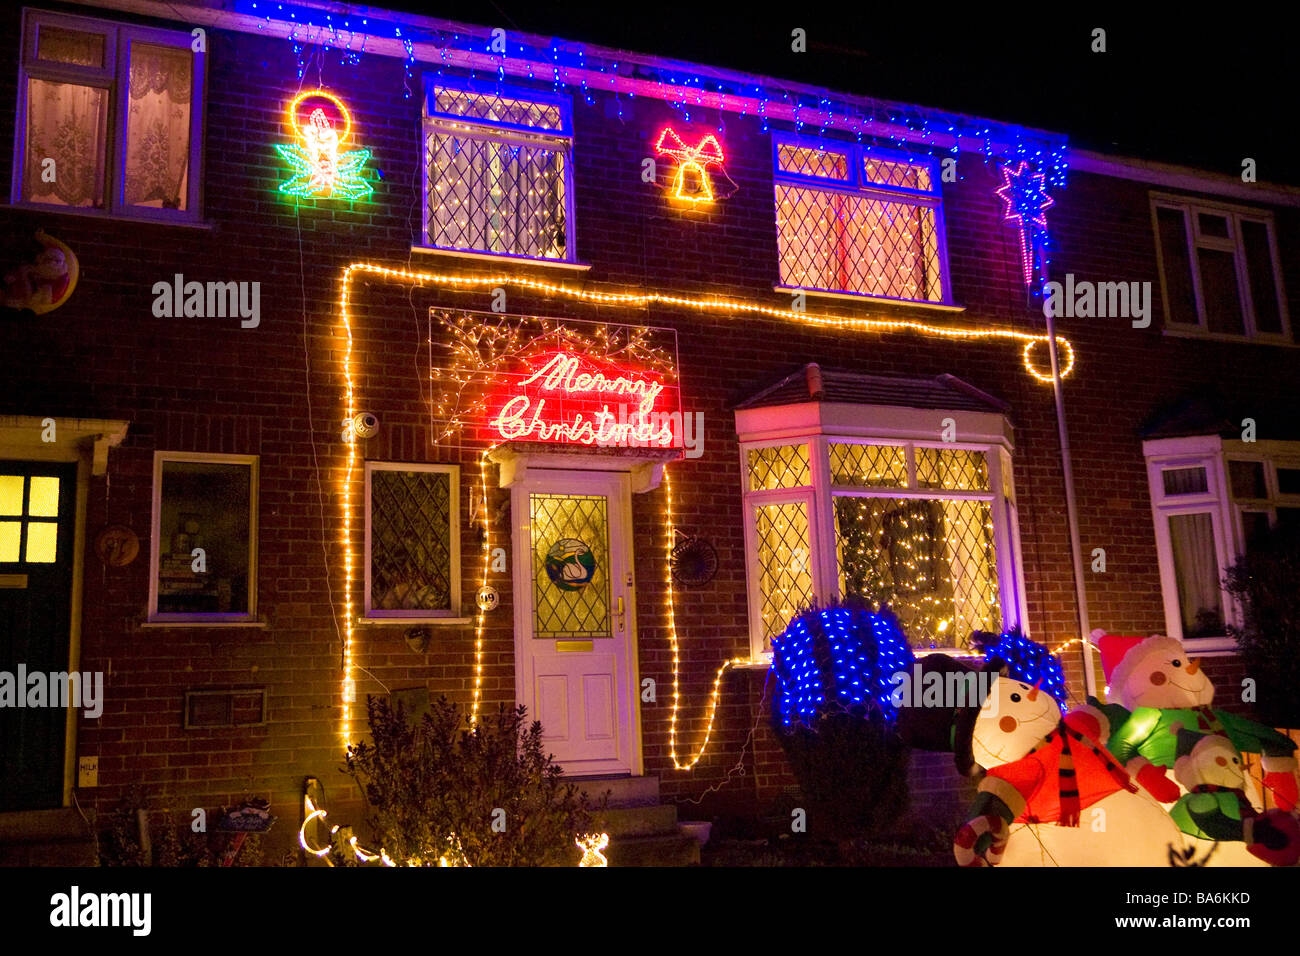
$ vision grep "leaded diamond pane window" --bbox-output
[833,496,1001,648]
[368,465,458,616]
[773,137,946,303]
[530,493,611,639]
[776,184,941,301]
[424,85,572,260]
[755,501,814,645]
[916,448,989,491]
[776,143,849,180]
[430,87,565,131]
[747,443,811,491]
[863,156,933,192]
[829,443,907,487]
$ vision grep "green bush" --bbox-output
[344,696,594,866]
[774,707,910,840]
[1224,521,1300,727]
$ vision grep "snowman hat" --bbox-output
[1096,633,1181,689]
[895,653,1000,777]
[1173,727,1211,761]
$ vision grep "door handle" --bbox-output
[616,596,625,632]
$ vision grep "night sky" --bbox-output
[390,2,1297,185]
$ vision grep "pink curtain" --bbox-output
[24,78,107,206]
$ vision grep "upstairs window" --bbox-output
[422,80,573,261]
[773,136,948,303]
[1152,196,1289,341]
[13,10,204,221]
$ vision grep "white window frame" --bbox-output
[12,9,205,223]
[148,452,258,624]
[770,132,952,306]
[1142,436,1300,652]
[363,462,461,621]
[419,76,576,264]
[1150,193,1290,343]
[737,407,1023,660]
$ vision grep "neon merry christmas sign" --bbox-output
[275,89,374,200]
[487,351,680,447]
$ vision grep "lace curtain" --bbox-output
[24,78,107,206]
[125,43,192,209]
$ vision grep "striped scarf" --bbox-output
[1036,719,1136,827]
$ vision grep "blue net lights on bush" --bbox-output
[772,605,915,727]
[975,629,1067,706]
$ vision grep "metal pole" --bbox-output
[1043,306,1097,696]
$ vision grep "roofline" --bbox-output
[1071,150,1300,208]
[74,0,1066,160]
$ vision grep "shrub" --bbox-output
[344,695,594,866]
[1224,522,1300,727]
[770,602,912,839]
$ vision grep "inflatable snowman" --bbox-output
[954,674,1188,866]
[1167,730,1300,866]
[1093,632,1299,866]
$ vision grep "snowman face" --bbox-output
[1178,736,1244,790]
[971,677,1062,769]
[1120,647,1213,709]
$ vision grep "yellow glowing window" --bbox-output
[28,476,60,517]
[25,522,58,563]
[0,521,20,561]
[0,476,22,516]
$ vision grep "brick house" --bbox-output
[1,0,1297,863]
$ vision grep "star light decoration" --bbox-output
[995,161,1054,287]
[275,89,374,200]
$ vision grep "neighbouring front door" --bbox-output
[0,461,77,811]
[512,470,639,776]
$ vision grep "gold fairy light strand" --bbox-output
[336,261,1079,754]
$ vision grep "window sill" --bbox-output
[773,285,965,313]
[1161,327,1296,348]
[1,201,212,229]
[140,619,266,628]
[1181,635,1239,656]
[357,617,474,626]
[410,245,592,271]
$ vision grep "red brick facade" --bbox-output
[2,3,1296,854]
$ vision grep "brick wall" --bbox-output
[1,5,1295,853]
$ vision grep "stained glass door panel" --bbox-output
[530,492,610,639]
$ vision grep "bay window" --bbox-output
[737,389,1022,656]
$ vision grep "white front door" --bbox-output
[512,470,640,776]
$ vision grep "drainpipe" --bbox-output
[1043,307,1097,697]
